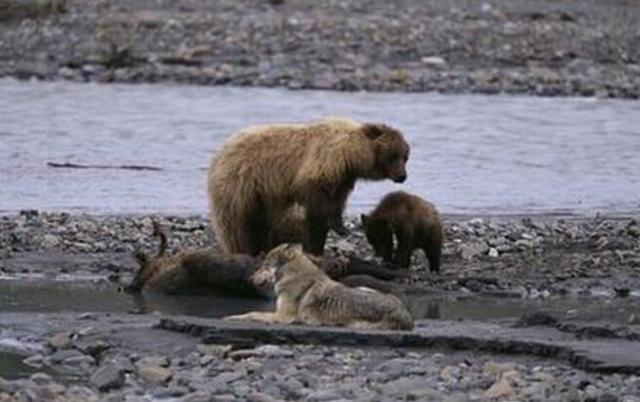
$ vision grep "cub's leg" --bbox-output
[393,230,414,268]
[423,228,443,273]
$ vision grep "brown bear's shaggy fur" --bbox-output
[361,191,443,272]
[208,117,410,256]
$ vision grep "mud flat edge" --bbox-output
[157,316,640,375]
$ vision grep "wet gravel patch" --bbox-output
[1,210,640,400]
[2,210,639,298]
[1,312,640,402]
[0,0,638,98]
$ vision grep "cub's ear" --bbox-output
[360,214,369,225]
[133,250,149,267]
[362,124,385,140]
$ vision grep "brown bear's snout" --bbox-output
[392,173,407,183]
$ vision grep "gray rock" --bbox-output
[212,395,237,402]
[78,340,111,358]
[109,355,136,373]
[98,392,126,402]
[197,344,232,358]
[600,393,619,402]
[210,371,245,387]
[29,372,53,385]
[306,389,343,401]
[373,358,428,379]
[41,234,60,248]
[179,391,213,402]
[228,345,294,360]
[0,376,19,394]
[421,56,447,67]
[63,354,96,366]
[138,355,170,367]
[407,387,446,401]
[90,363,125,391]
[49,349,86,364]
[149,386,189,398]
[138,364,172,384]
[378,377,434,398]
[460,242,490,260]
[66,385,99,401]
[48,332,73,350]
[23,354,45,367]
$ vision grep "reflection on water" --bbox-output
[0,351,40,380]
[1,79,639,215]
[3,280,639,325]
[0,280,272,318]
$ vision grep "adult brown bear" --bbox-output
[208,118,410,255]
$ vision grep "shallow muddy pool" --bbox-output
[1,79,639,216]
[1,279,637,323]
[0,351,42,380]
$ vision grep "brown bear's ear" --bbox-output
[362,124,385,140]
[360,214,369,225]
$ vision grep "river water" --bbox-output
[1,79,638,216]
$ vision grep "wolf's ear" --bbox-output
[288,243,304,254]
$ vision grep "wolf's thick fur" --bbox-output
[208,118,410,256]
[225,244,414,330]
[361,191,443,272]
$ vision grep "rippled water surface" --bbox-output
[1,79,638,215]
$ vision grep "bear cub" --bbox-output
[361,191,443,272]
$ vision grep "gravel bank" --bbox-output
[1,313,640,402]
[1,210,640,297]
[2,211,640,400]
[0,0,639,98]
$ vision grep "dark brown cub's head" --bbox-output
[363,123,410,183]
[360,214,394,262]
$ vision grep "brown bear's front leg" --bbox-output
[305,212,330,255]
[302,187,347,255]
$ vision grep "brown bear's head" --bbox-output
[362,123,410,183]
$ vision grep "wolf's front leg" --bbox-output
[223,311,294,324]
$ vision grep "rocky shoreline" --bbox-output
[1,0,639,98]
[2,211,639,297]
[1,312,640,402]
[1,211,640,400]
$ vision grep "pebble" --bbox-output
[137,364,172,384]
[48,332,73,350]
[90,363,126,391]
